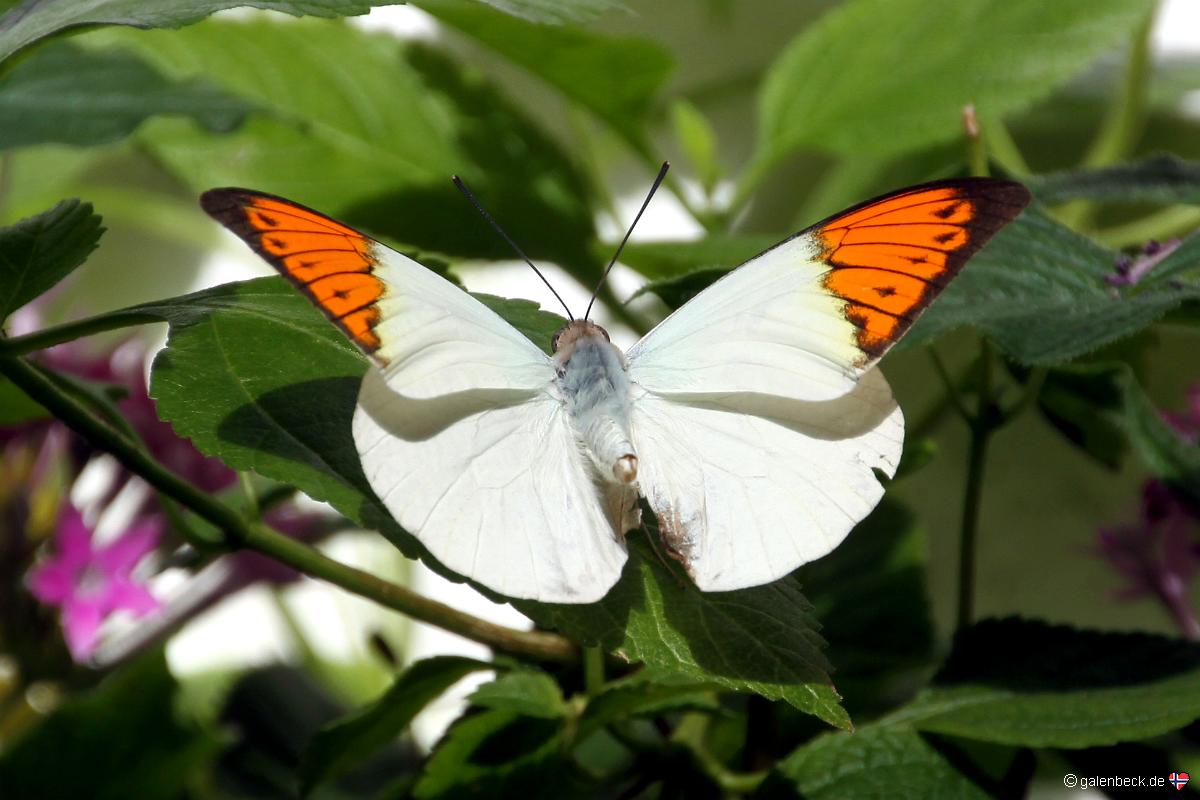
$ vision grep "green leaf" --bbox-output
[1036,363,1131,470]
[752,0,1151,181]
[670,98,720,194]
[104,18,599,274]
[0,650,222,800]
[773,726,990,800]
[1027,154,1200,205]
[888,618,1200,748]
[300,655,492,795]
[0,0,401,64]
[0,199,103,322]
[1118,367,1200,506]
[615,235,777,281]
[469,670,566,719]
[576,677,719,742]
[532,537,847,729]
[418,0,673,149]
[0,42,250,149]
[414,708,577,799]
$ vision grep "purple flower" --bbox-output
[1097,481,1200,639]
[1105,238,1182,287]
[26,505,162,661]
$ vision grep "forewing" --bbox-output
[354,369,629,603]
[630,370,903,591]
[200,188,555,397]
[628,179,1030,401]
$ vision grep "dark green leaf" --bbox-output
[414,708,576,799]
[469,670,566,719]
[888,618,1200,748]
[752,0,1151,179]
[1119,367,1200,506]
[1027,154,1200,205]
[0,650,222,800]
[0,199,102,322]
[797,499,934,682]
[0,0,401,64]
[612,234,778,280]
[1036,364,1131,469]
[300,656,492,795]
[632,267,728,309]
[532,536,847,729]
[105,19,599,275]
[418,0,673,149]
[0,42,250,149]
[576,677,719,742]
[773,726,990,800]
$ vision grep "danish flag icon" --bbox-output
[1169,772,1190,791]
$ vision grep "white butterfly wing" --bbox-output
[630,371,903,590]
[201,189,628,602]
[354,369,628,602]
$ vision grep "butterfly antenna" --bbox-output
[584,161,670,321]
[452,175,575,321]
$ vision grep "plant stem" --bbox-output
[956,341,996,630]
[583,646,605,697]
[1,310,161,356]
[0,353,579,664]
[978,118,1030,178]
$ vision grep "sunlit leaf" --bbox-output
[751,0,1151,182]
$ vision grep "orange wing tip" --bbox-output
[200,188,387,357]
[815,178,1030,358]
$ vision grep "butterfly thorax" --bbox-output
[553,321,638,486]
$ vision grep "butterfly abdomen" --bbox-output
[555,329,638,486]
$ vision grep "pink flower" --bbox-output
[1097,481,1200,639]
[26,506,162,661]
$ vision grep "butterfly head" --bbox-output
[551,319,610,357]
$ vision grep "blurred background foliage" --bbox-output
[1,0,1199,797]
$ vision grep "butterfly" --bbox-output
[201,174,1030,603]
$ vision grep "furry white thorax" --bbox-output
[553,322,638,485]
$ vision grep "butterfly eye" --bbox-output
[551,325,567,353]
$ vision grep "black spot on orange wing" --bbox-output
[813,178,1030,358]
[200,188,387,356]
